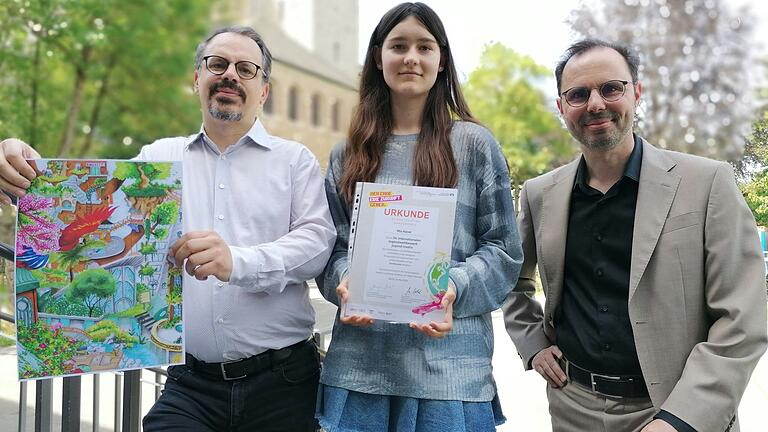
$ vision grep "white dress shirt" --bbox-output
[136,119,335,362]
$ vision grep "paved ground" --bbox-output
[0,292,766,431]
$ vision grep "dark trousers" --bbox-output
[143,341,320,432]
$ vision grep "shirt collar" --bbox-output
[574,134,643,190]
[183,118,274,151]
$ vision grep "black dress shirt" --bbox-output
[555,135,643,375]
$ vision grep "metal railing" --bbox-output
[2,310,329,432]
[1,238,333,432]
[1,308,168,432]
[0,234,169,432]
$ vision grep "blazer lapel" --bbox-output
[629,141,680,301]
[540,159,579,309]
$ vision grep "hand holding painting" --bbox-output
[0,138,40,205]
[170,230,233,282]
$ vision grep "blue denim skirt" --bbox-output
[316,384,506,432]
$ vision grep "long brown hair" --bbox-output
[339,2,477,203]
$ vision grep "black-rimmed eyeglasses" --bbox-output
[203,55,264,80]
[560,80,632,107]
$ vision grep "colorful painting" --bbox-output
[14,160,183,380]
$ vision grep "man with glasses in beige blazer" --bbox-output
[503,39,767,432]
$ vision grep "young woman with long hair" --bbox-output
[316,3,523,430]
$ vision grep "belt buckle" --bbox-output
[590,372,624,398]
[220,360,247,381]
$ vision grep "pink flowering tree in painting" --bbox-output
[16,195,61,256]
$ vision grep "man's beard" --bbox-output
[209,106,242,122]
[208,80,246,122]
[571,111,630,151]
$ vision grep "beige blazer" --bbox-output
[503,140,767,431]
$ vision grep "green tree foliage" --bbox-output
[31,268,68,292]
[135,283,149,294]
[115,162,173,196]
[139,263,156,279]
[741,174,768,227]
[67,268,116,317]
[737,115,768,226]
[86,319,138,346]
[735,115,768,177]
[0,0,213,158]
[44,295,89,316]
[53,238,105,282]
[114,162,170,183]
[463,43,576,202]
[149,201,180,239]
[164,282,183,328]
[0,206,16,318]
[139,242,157,255]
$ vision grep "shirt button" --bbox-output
[595,233,603,242]
[221,155,227,160]
[602,343,611,351]
[217,282,224,288]
[596,268,604,277]
[218,183,225,189]
[600,306,608,313]
[217,214,224,220]
[217,317,224,324]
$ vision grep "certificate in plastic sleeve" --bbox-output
[344,182,457,324]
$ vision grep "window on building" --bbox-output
[288,86,299,121]
[332,101,341,131]
[311,94,322,127]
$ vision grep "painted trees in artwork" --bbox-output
[13,159,184,379]
[138,263,156,281]
[148,201,179,240]
[164,268,182,328]
[139,242,157,255]
[67,268,117,317]
[54,239,106,282]
[115,162,172,197]
[115,162,178,219]
[16,195,60,256]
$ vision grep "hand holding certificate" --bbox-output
[337,276,456,337]
[407,281,455,338]
[343,182,458,327]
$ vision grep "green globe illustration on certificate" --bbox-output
[345,183,457,324]
[411,255,450,316]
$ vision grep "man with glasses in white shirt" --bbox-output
[0,26,336,431]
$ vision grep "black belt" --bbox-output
[562,357,649,399]
[185,338,311,381]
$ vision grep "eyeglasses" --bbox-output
[560,80,631,107]
[203,55,264,80]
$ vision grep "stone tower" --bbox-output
[312,0,359,77]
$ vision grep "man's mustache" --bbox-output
[209,81,246,101]
[581,112,615,125]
